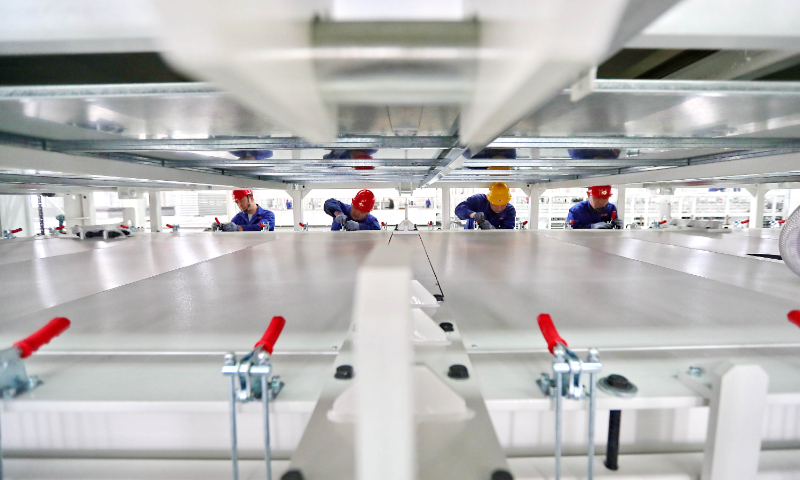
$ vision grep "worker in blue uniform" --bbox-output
[455,183,516,230]
[212,190,275,231]
[324,189,381,231]
[567,185,623,229]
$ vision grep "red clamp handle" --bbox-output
[522,221,528,226]
[55,225,65,230]
[381,222,386,226]
[11,228,22,233]
[299,223,306,227]
[611,211,616,221]
[254,316,286,355]
[741,219,750,224]
[119,224,129,229]
[779,220,786,224]
[429,221,433,226]
[658,220,667,225]
[789,311,800,329]
[215,217,221,225]
[13,317,71,358]
[537,313,567,354]
[166,224,174,228]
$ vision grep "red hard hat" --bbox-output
[587,185,612,198]
[352,189,375,212]
[232,190,253,201]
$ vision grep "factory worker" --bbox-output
[567,185,622,229]
[212,189,275,232]
[455,182,516,230]
[324,189,381,231]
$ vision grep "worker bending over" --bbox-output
[213,190,275,232]
[324,189,381,231]
[567,185,622,229]
[455,182,516,230]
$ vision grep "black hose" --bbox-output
[604,410,621,470]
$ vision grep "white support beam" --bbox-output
[0,194,34,237]
[287,188,309,231]
[525,187,541,229]
[702,363,769,480]
[440,187,450,230]
[0,145,287,190]
[80,192,96,226]
[530,151,800,189]
[149,191,163,233]
[748,186,767,228]
[615,186,627,223]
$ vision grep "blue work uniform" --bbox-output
[231,205,275,231]
[323,199,381,231]
[567,200,617,229]
[454,194,516,230]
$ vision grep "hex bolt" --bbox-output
[224,352,236,366]
[448,364,469,379]
[257,351,269,365]
[334,365,353,379]
[439,322,454,332]
[687,366,703,377]
[281,469,305,480]
[491,469,514,480]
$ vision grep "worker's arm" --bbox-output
[501,207,516,229]
[361,216,382,231]
[454,198,475,220]
[566,208,589,229]
[324,199,345,217]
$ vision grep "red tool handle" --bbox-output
[13,317,71,358]
[741,219,750,224]
[381,222,386,226]
[779,220,786,224]
[522,221,528,226]
[11,228,22,233]
[789,311,800,329]
[611,211,616,221]
[658,220,667,225]
[119,224,129,229]
[166,224,174,228]
[537,313,567,354]
[259,222,266,228]
[215,217,221,225]
[429,221,433,226]
[55,225,65,230]
[299,223,306,227]
[254,316,286,354]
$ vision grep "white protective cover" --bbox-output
[779,206,800,277]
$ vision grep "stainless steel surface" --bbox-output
[0,232,392,353]
[419,231,800,351]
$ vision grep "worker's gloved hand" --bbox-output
[591,221,613,229]
[335,213,348,227]
[611,218,624,229]
[221,222,239,232]
[345,220,360,231]
[211,222,221,231]
[478,220,495,230]
[472,212,485,223]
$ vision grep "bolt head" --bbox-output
[257,351,269,364]
[687,366,703,377]
[224,352,236,365]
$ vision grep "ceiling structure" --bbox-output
[1,0,800,194]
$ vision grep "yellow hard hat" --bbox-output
[486,182,511,206]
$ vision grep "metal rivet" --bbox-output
[687,366,703,377]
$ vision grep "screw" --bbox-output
[687,366,703,377]
[224,352,236,365]
[257,351,269,365]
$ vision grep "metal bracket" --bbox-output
[222,349,283,480]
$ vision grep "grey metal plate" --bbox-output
[507,80,800,139]
[0,231,392,353]
[418,231,800,352]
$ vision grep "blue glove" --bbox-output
[472,212,485,223]
[345,220,359,231]
[335,214,348,227]
[591,221,613,229]
[221,222,239,232]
